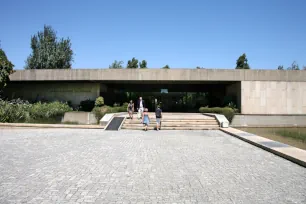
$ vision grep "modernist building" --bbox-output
[6,69,306,114]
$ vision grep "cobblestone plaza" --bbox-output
[0,128,305,203]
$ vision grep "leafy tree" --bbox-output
[139,60,147,68]
[127,57,139,68]
[0,47,14,95]
[235,53,250,69]
[277,65,284,70]
[162,65,170,69]
[196,66,201,69]
[109,60,124,69]
[25,25,73,69]
[287,61,299,70]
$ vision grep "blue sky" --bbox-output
[0,0,305,69]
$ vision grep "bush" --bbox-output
[199,106,235,122]
[92,103,128,122]
[79,99,95,111]
[95,96,104,107]
[0,99,30,123]
[29,101,72,121]
[0,100,72,123]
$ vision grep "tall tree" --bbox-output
[25,25,73,69]
[127,57,139,68]
[235,53,250,69]
[109,60,124,69]
[0,48,14,95]
[287,61,299,70]
[277,65,284,70]
[139,60,147,68]
[162,65,170,69]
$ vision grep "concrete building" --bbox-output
[6,69,306,115]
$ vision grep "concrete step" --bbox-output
[125,119,217,123]
[121,126,219,130]
[124,121,219,125]
[122,124,219,128]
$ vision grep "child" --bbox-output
[155,105,162,130]
[142,108,150,131]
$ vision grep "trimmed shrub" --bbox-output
[95,97,104,107]
[199,107,235,122]
[79,99,95,111]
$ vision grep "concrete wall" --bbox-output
[4,82,100,107]
[62,112,97,124]
[9,69,306,82]
[241,81,306,114]
[231,115,306,127]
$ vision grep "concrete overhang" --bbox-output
[9,69,306,82]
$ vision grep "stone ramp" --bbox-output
[121,113,219,130]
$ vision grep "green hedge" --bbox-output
[199,107,235,122]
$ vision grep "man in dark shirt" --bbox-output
[155,105,162,130]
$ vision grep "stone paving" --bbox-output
[0,128,305,204]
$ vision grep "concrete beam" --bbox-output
[9,69,306,82]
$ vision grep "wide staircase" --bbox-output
[121,113,219,130]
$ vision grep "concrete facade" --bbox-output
[241,81,306,114]
[4,82,100,106]
[9,69,306,82]
[6,69,306,114]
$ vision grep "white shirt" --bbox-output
[140,100,143,108]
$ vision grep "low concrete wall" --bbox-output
[62,112,97,125]
[231,115,306,127]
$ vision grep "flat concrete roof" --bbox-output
[9,69,306,82]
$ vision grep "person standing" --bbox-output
[155,105,162,131]
[142,108,150,131]
[137,97,146,119]
[127,100,134,119]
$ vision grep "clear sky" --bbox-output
[0,0,305,70]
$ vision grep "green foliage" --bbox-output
[277,65,284,70]
[287,61,299,70]
[95,96,104,107]
[235,53,250,69]
[79,99,95,111]
[109,60,124,69]
[0,48,14,94]
[92,103,128,121]
[0,100,72,123]
[127,57,139,68]
[28,101,72,121]
[199,107,235,122]
[276,130,306,143]
[139,60,147,68]
[162,65,170,69]
[0,99,30,123]
[25,25,73,69]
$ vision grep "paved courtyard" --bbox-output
[0,128,305,204]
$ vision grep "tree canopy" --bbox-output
[139,60,147,68]
[109,60,124,69]
[235,53,250,69]
[25,25,73,69]
[287,61,299,70]
[162,65,170,69]
[0,48,14,95]
[127,57,139,68]
[277,65,284,70]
